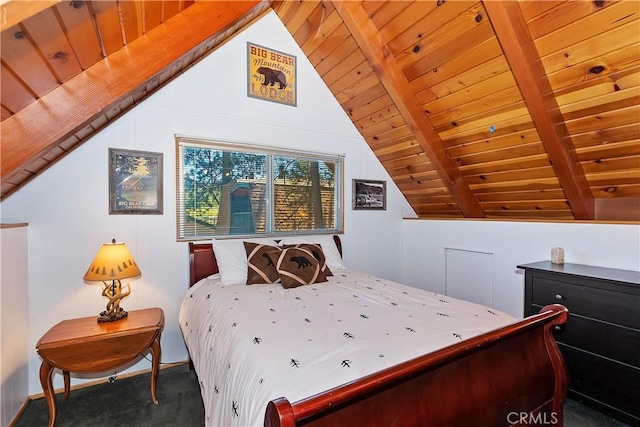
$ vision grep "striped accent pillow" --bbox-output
[268,247,327,289]
[282,243,333,276]
[244,242,282,285]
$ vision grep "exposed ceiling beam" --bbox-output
[331,0,485,218]
[0,0,61,31]
[484,0,594,220]
[1,0,268,197]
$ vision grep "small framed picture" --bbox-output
[109,148,163,214]
[352,179,386,210]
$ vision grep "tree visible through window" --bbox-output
[176,137,343,240]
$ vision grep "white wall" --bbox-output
[0,224,28,425]
[401,220,640,318]
[0,11,409,395]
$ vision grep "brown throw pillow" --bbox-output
[244,242,282,285]
[268,247,327,289]
[282,243,333,276]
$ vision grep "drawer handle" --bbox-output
[555,294,563,300]
[553,325,563,333]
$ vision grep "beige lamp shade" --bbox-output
[83,239,141,282]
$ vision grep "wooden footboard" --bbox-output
[265,304,568,427]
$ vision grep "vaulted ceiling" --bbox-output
[1,0,639,221]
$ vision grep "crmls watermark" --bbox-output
[507,412,559,425]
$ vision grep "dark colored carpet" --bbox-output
[13,362,631,426]
[13,363,204,427]
[563,398,631,427]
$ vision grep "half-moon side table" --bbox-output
[36,307,164,427]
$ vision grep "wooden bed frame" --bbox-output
[188,237,568,427]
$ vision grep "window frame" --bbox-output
[175,135,344,241]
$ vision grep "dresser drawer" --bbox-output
[531,277,640,329]
[561,345,640,424]
[535,307,640,368]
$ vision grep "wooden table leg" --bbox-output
[39,361,56,427]
[150,334,161,404]
[63,370,70,399]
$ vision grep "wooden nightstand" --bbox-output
[36,307,164,427]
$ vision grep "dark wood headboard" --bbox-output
[188,235,343,287]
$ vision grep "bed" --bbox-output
[180,235,568,427]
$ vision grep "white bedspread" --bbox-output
[179,270,516,427]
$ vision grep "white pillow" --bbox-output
[212,238,278,285]
[277,235,347,271]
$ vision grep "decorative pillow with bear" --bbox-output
[244,242,282,285]
[268,247,327,288]
[277,235,346,271]
[212,237,279,286]
[282,243,332,277]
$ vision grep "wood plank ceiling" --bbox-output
[1,0,639,221]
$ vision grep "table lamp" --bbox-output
[83,239,141,322]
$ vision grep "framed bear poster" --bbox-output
[247,42,297,107]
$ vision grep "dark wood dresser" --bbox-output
[518,261,640,426]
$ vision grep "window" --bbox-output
[176,136,344,240]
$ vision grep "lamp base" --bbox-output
[97,308,128,323]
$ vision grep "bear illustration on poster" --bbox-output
[257,67,287,89]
